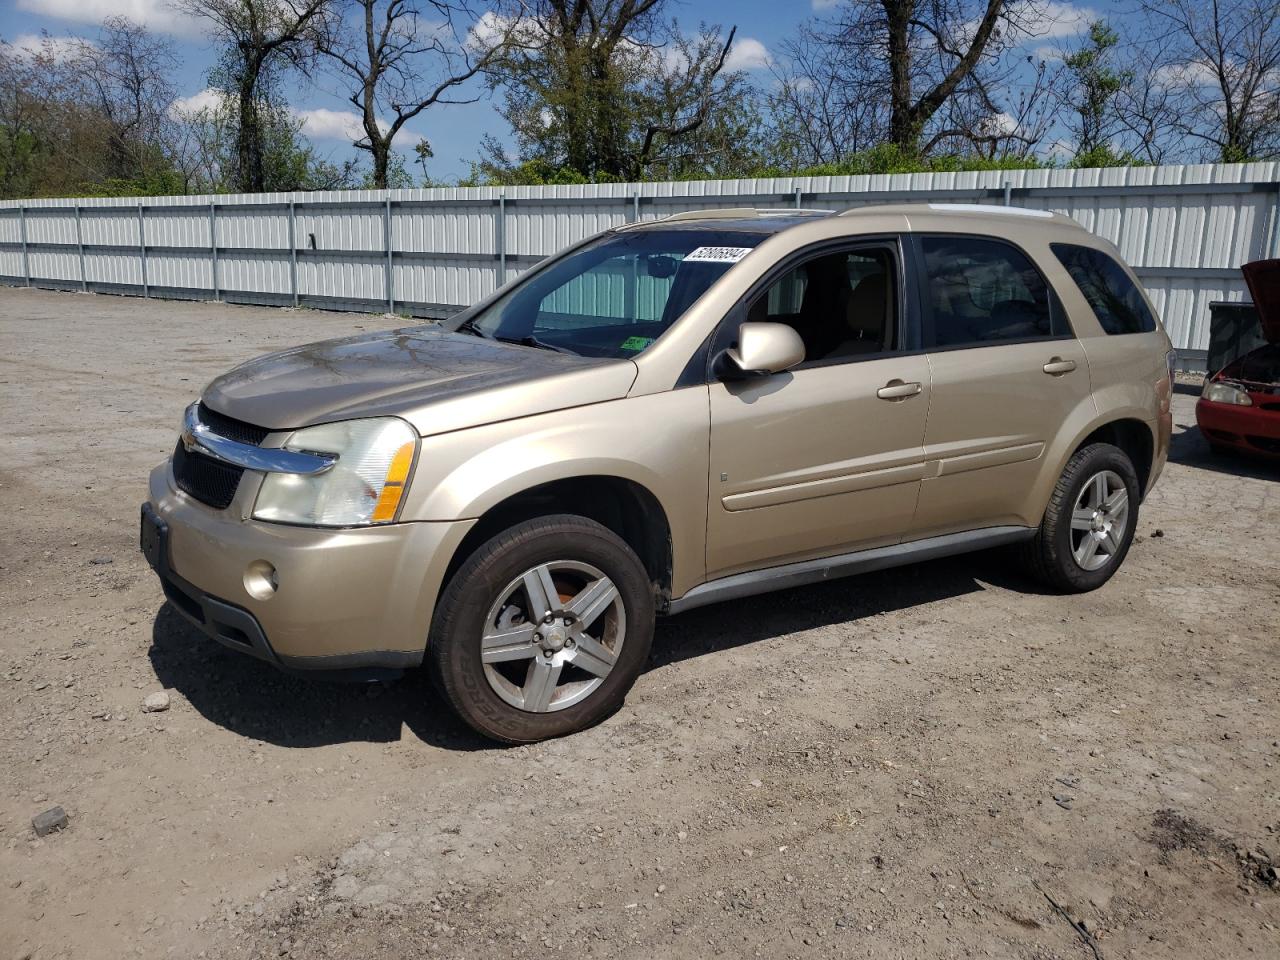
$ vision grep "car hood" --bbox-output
[1243,258,1280,343]
[201,327,638,436]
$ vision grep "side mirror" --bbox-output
[714,322,806,380]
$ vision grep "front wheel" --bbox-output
[1020,442,1140,593]
[428,515,655,744]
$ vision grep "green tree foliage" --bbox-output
[0,21,188,199]
[477,1,763,183]
[1062,22,1134,164]
[176,93,359,192]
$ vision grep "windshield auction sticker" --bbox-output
[684,246,754,264]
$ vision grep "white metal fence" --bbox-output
[2,161,1278,359]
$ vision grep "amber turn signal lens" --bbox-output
[371,441,416,522]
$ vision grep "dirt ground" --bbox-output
[1,285,1278,960]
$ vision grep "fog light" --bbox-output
[243,560,278,600]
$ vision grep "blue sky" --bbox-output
[0,0,1134,181]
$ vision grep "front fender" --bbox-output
[399,390,712,595]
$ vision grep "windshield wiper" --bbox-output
[496,334,576,355]
[455,317,493,339]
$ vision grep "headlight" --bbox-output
[252,417,418,526]
[1201,380,1253,406]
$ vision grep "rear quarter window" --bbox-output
[1052,243,1157,335]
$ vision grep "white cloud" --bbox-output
[1007,1,1097,43]
[1153,60,1219,90]
[466,10,541,53]
[725,36,772,71]
[3,33,92,60]
[169,87,225,120]
[16,0,203,38]
[296,107,381,142]
[169,93,389,143]
[811,0,839,10]
[978,112,1019,137]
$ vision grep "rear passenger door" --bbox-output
[908,234,1092,536]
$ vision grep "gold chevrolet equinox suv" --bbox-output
[141,204,1174,742]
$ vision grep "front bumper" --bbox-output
[1196,398,1280,458]
[143,462,475,671]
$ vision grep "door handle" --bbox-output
[1042,357,1077,376]
[876,379,923,401]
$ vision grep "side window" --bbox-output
[1052,243,1156,335]
[920,236,1058,348]
[746,247,897,364]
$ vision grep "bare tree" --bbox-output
[764,27,886,168]
[1113,49,1180,165]
[776,1,1048,159]
[175,0,332,191]
[930,51,1057,160]
[68,17,179,182]
[317,0,513,188]
[1140,0,1280,162]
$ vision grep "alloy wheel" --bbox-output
[1069,469,1130,572]
[479,560,626,713]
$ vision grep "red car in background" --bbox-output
[1197,260,1280,459]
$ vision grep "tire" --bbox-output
[427,514,655,744]
[1019,442,1140,593]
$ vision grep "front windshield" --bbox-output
[461,228,767,359]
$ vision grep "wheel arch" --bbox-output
[1065,416,1156,496]
[438,475,675,604]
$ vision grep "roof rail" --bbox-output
[658,207,833,222]
[660,207,768,221]
[838,201,1056,219]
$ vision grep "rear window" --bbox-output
[1052,243,1156,335]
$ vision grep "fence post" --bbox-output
[137,202,149,297]
[18,204,30,287]
[1003,180,1012,206]
[75,204,87,292]
[210,201,219,300]
[795,187,803,209]
[497,192,507,287]
[384,195,394,313]
[288,199,299,308]
[632,189,640,223]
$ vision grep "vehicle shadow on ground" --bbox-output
[650,550,1043,670]
[147,605,493,751]
[1168,422,1280,482]
[147,550,1039,750]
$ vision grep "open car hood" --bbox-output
[1242,259,1280,343]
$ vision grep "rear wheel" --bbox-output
[1020,442,1140,593]
[428,515,655,743]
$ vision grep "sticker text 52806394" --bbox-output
[683,246,754,264]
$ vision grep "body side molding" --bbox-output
[665,525,1035,615]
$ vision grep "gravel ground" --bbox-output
[1,286,1278,960]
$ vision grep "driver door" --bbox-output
[705,242,932,579]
